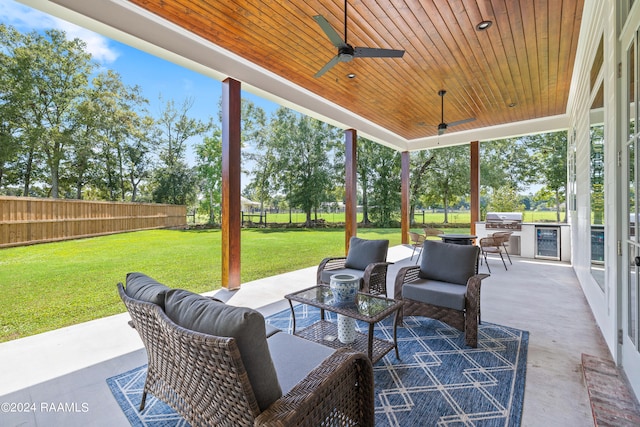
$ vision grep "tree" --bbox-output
[480,138,537,192]
[1,26,96,198]
[268,108,340,226]
[240,100,271,212]
[195,125,223,223]
[0,26,25,191]
[488,185,525,212]
[421,145,469,223]
[151,97,210,205]
[368,145,401,227]
[409,150,435,224]
[123,115,154,202]
[356,138,379,224]
[67,70,149,200]
[527,131,568,222]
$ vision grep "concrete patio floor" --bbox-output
[0,244,611,426]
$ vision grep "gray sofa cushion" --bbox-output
[402,279,467,311]
[267,332,335,394]
[265,322,281,338]
[320,268,365,286]
[124,272,170,308]
[164,289,282,411]
[344,237,389,270]
[419,240,479,285]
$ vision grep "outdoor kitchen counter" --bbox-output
[475,222,571,262]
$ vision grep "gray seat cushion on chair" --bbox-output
[419,240,479,285]
[164,289,282,412]
[124,272,171,308]
[267,332,335,394]
[402,279,467,311]
[319,268,365,286]
[265,322,281,338]
[344,237,389,270]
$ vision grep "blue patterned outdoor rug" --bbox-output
[107,305,528,426]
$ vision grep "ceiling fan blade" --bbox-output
[354,47,405,58]
[314,55,341,78]
[447,117,476,128]
[313,15,346,48]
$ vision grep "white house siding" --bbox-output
[569,0,640,399]
[568,0,617,357]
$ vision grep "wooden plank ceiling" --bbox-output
[128,0,584,141]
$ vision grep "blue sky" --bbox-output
[0,0,280,171]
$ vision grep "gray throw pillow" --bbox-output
[419,240,479,285]
[164,289,282,411]
[124,272,170,308]
[344,236,389,270]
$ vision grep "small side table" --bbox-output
[284,285,403,363]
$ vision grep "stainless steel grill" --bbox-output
[485,212,523,231]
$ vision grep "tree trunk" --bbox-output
[118,146,126,201]
[555,189,561,222]
[75,175,83,199]
[209,191,215,224]
[443,194,449,223]
[50,163,59,199]
[22,149,34,197]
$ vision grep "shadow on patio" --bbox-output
[0,245,610,426]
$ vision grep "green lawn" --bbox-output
[0,212,556,342]
[1,227,445,342]
[237,210,562,226]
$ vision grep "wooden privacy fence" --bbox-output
[0,196,186,248]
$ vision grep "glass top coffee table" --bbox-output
[284,285,403,363]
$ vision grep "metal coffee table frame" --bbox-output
[284,285,403,363]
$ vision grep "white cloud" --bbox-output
[0,0,119,63]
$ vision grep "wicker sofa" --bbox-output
[394,240,489,347]
[118,273,374,426]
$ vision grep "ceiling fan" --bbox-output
[313,0,405,78]
[437,90,476,135]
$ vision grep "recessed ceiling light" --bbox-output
[347,73,356,79]
[508,102,517,108]
[476,20,492,31]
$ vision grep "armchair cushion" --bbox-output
[419,241,478,285]
[402,279,467,311]
[164,289,282,411]
[124,272,170,308]
[344,237,389,270]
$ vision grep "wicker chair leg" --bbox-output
[140,391,147,411]
[482,250,491,273]
[465,322,478,348]
[499,252,508,270]
[503,243,512,264]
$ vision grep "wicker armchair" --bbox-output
[317,236,390,296]
[408,231,426,263]
[423,227,444,239]
[491,231,513,264]
[394,241,489,347]
[479,236,508,272]
[118,283,374,426]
